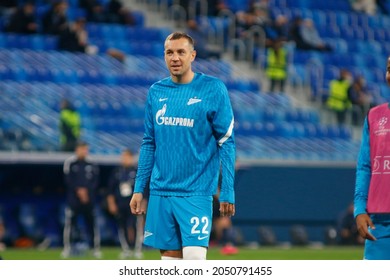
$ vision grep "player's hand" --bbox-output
[108,202,118,215]
[220,202,235,217]
[130,193,145,215]
[356,213,376,241]
[141,198,148,214]
[76,187,89,204]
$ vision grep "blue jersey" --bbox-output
[134,72,236,203]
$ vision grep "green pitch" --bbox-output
[0,246,363,260]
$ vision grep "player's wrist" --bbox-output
[219,192,235,204]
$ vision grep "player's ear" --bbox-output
[191,50,196,61]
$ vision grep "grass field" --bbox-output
[0,246,364,260]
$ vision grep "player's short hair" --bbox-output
[165,32,195,50]
[122,148,133,156]
[76,140,88,147]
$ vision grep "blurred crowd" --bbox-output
[0,0,136,54]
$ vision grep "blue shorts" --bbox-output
[364,222,390,260]
[143,195,213,250]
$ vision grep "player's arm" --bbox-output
[211,82,236,215]
[107,194,118,215]
[134,91,155,195]
[77,163,98,204]
[130,180,149,215]
[63,157,74,189]
[107,170,118,214]
[91,163,99,189]
[130,193,145,215]
[354,117,376,240]
[76,187,89,204]
[356,214,376,241]
[131,91,154,213]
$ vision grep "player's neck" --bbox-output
[172,71,195,84]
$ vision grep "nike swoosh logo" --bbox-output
[187,98,202,105]
[159,98,168,102]
[144,231,153,238]
[197,235,208,240]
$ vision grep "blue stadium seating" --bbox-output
[0,0,376,161]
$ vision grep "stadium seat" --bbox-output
[290,225,309,245]
[258,226,277,246]
[0,0,367,160]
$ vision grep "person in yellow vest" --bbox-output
[326,69,352,124]
[59,99,81,151]
[265,39,288,93]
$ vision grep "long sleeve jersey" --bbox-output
[134,73,236,203]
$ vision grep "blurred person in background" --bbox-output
[234,0,274,48]
[354,56,390,259]
[376,0,389,14]
[59,99,81,152]
[337,203,364,245]
[42,0,69,35]
[4,1,38,34]
[265,39,288,93]
[177,0,227,19]
[0,215,6,252]
[0,0,17,17]
[62,141,101,258]
[299,18,332,52]
[0,215,5,260]
[288,16,303,46]
[106,0,135,25]
[263,14,289,45]
[107,149,146,259]
[79,0,105,22]
[186,19,222,60]
[248,0,272,26]
[211,174,239,255]
[58,17,98,54]
[326,68,352,125]
[349,0,377,15]
[348,75,372,126]
[206,0,228,17]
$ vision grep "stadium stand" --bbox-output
[0,0,362,161]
